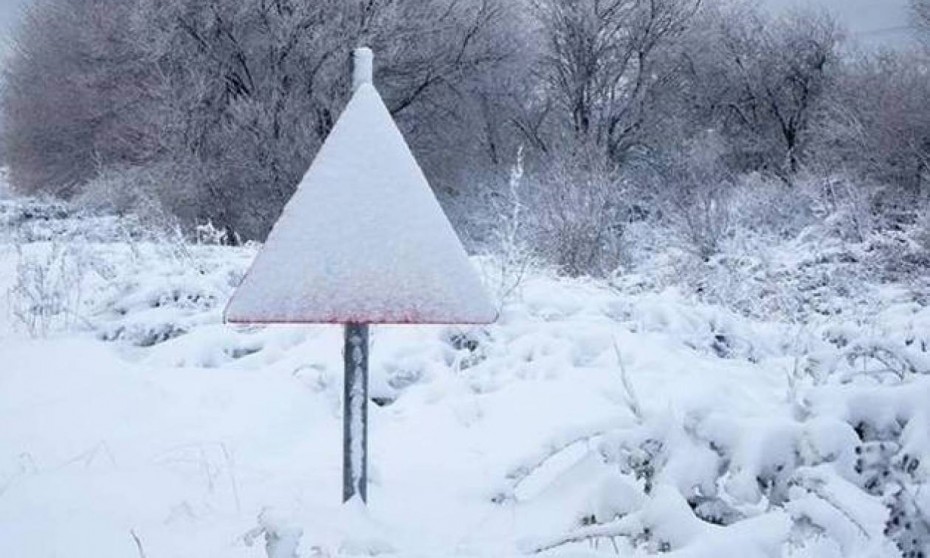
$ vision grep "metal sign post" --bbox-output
[342,323,369,502]
[340,48,374,504]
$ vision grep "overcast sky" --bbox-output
[761,0,914,47]
[0,0,29,55]
[0,0,919,56]
[0,0,27,42]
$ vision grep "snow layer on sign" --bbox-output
[224,84,496,325]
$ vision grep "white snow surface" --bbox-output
[224,83,496,325]
[1,198,929,557]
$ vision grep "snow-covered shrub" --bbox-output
[0,198,73,242]
[92,245,248,347]
[195,221,231,246]
[0,197,71,229]
[810,174,881,243]
[503,327,930,557]
[601,163,929,323]
[0,195,163,244]
[729,173,818,240]
[76,164,191,237]
[660,136,736,261]
[8,241,91,337]
[663,236,787,319]
[822,381,930,557]
[0,197,251,345]
[77,165,155,217]
[243,509,303,558]
[0,167,9,198]
[916,210,930,254]
[442,327,491,371]
[809,306,930,383]
[853,421,930,557]
[512,407,890,555]
[527,157,626,278]
[870,208,930,282]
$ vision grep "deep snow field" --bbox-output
[1,192,929,557]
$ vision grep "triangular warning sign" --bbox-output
[225,82,497,325]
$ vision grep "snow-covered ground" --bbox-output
[1,197,928,557]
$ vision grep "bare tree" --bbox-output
[2,0,158,196]
[818,50,930,203]
[529,0,701,163]
[660,132,735,260]
[913,0,930,37]
[681,5,841,179]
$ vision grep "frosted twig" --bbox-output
[130,529,147,558]
[499,427,611,500]
[800,478,870,539]
[528,516,637,554]
[221,443,242,514]
[613,341,643,421]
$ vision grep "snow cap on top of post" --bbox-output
[353,47,374,91]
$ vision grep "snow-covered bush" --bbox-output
[77,165,160,217]
[243,509,303,558]
[660,136,737,261]
[812,174,881,243]
[2,197,250,344]
[480,273,930,556]
[728,173,818,240]
[0,198,73,242]
[916,210,930,254]
[0,195,163,244]
[527,157,626,278]
[195,221,232,246]
[8,241,90,337]
[76,163,195,236]
[508,371,930,556]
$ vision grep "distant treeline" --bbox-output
[3,0,930,271]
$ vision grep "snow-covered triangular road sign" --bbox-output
[225,79,496,325]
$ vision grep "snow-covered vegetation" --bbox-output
[1,189,928,557]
